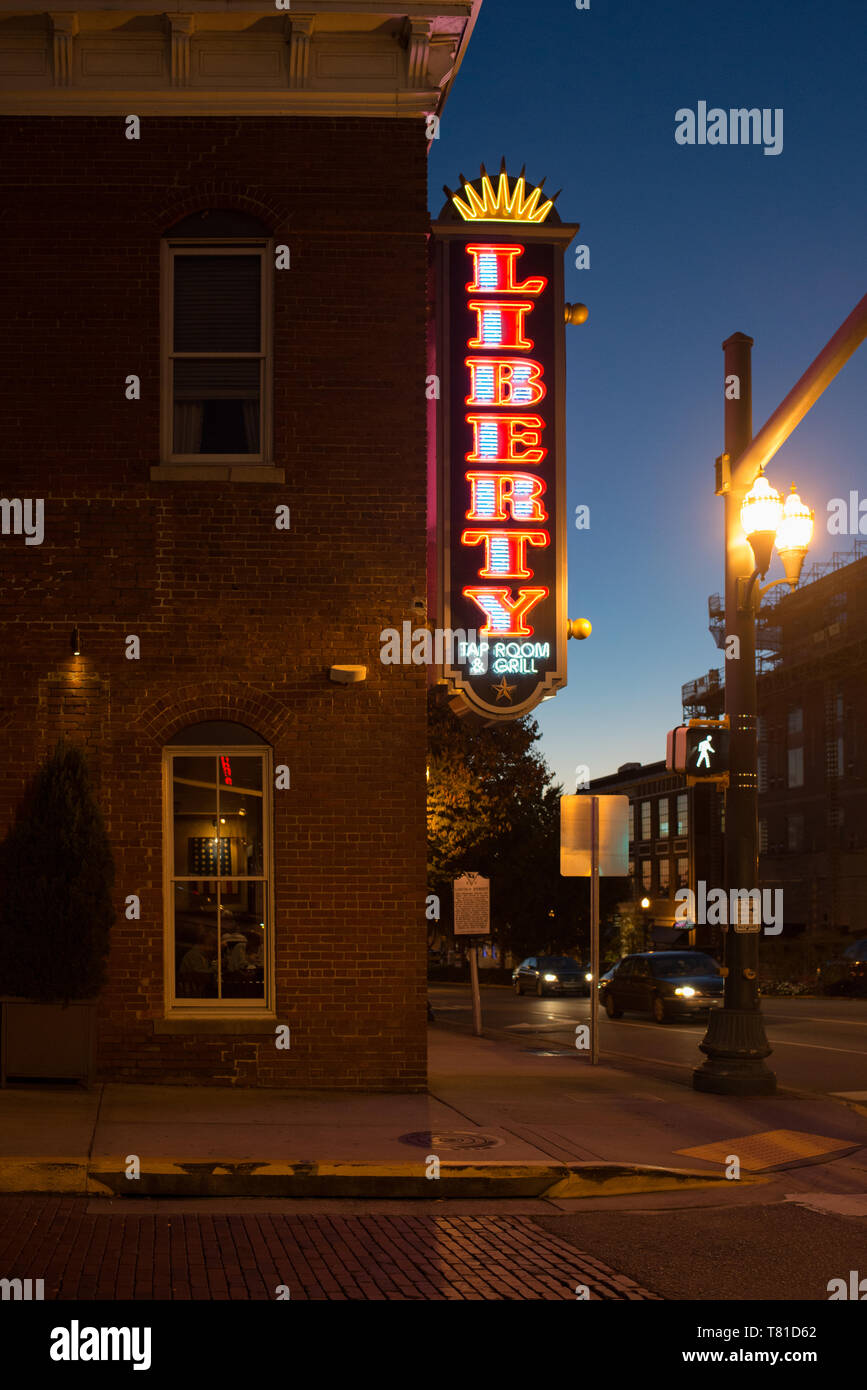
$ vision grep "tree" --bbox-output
[427,688,627,961]
[0,739,115,1003]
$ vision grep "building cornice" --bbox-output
[0,2,482,116]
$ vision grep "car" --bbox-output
[817,938,867,996]
[598,950,724,1023]
[512,955,590,997]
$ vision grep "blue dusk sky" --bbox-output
[429,0,866,791]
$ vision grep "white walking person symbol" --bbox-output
[695,734,715,769]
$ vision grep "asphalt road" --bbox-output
[429,984,867,1097]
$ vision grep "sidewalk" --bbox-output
[0,1027,864,1198]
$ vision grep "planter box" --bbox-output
[0,999,96,1086]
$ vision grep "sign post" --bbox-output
[560,794,629,1065]
[454,872,490,1037]
[589,795,600,1065]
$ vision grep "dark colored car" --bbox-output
[598,950,724,1023]
[512,955,591,997]
[817,938,867,996]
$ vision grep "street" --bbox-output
[429,984,867,1097]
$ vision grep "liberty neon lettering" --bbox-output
[464,471,548,522]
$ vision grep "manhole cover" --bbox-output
[399,1130,504,1151]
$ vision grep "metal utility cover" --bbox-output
[399,1131,504,1151]
[677,1129,861,1173]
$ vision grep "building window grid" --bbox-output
[164,745,273,1012]
[161,238,273,466]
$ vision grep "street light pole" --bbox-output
[694,332,775,1095]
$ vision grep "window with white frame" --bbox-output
[164,722,272,1011]
[162,211,273,464]
[787,813,805,852]
[788,746,804,788]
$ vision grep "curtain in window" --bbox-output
[174,402,204,454]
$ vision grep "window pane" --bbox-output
[676,793,688,835]
[676,856,689,887]
[173,360,260,453]
[787,707,803,736]
[175,884,219,998]
[788,747,804,788]
[787,814,804,852]
[641,860,652,890]
[641,802,651,839]
[221,884,266,1001]
[174,254,261,352]
[218,756,264,876]
[173,756,218,875]
[658,797,669,839]
[658,859,670,891]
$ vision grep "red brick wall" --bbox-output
[0,117,429,1088]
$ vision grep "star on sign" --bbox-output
[492,676,516,702]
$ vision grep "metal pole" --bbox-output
[694,332,775,1094]
[732,292,867,487]
[590,795,600,1065]
[469,944,482,1037]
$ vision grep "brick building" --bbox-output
[684,544,867,939]
[0,2,480,1086]
[589,762,724,952]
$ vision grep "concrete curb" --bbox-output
[0,1157,769,1199]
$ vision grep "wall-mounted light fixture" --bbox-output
[329,665,367,684]
[70,627,81,656]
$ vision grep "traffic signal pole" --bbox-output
[694,292,867,1094]
[694,333,775,1094]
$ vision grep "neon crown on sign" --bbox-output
[448,162,558,224]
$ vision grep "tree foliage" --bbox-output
[427,688,626,961]
[0,739,115,1003]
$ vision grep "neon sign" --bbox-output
[432,166,579,718]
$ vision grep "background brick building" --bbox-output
[589,762,724,953]
[684,543,867,941]
[0,2,480,1086]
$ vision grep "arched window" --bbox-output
[161,211,273,466]
[163,721,273,1013]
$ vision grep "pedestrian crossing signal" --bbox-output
[685,726,729,782]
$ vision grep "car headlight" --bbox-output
[585,972,593,982]
[543,973,558,982]
[674,986,696,997]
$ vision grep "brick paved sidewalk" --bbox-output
[0,1198,662,1301]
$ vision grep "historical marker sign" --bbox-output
[453,872,490,936]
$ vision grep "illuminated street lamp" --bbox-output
[775,485,815,588]
[740,471,783,576]
[739,471,814,612]
[639,896,652,951]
